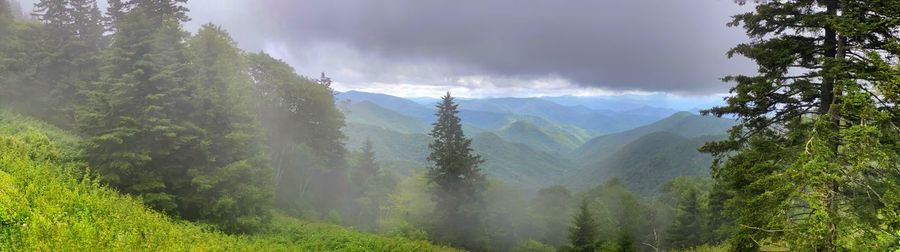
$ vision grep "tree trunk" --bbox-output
[820,1,843,251]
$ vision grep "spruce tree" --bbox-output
[182,23,272,233]
[665,187,705,249]
[79,1,201,213]
[426,92,486,249]
[568,199,597,252]
[704,0,900,250]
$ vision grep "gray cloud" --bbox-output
[15,0,756,95]
[193,1,757,95]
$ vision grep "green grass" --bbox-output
[0,110,457,251]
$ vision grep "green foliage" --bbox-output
[0,0,103,129]
[78,2,202,213]
[703,0,900,250]
[510,240,555,252]
[530,185,572,247]
[673,244,729,252]
[379,174,434,240]
[495,119,590,154]
[348,139,397,231]
[615,232,637,252]
[472,132,575,190]
[579,179,661,251]
[0,113,457,251]
[247,52,349,219]
[572,112,734,166]
[425,92,487,249]
[568,199,598,252]
[666,187,706,249]
[480,181,534,251]
[341,101,431,134]
[567,132,720,195]
[181,23,273,234]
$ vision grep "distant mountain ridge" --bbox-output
[337,90,737,194]
[336,91,683,135]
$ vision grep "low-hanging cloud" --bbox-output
[183,0,757,96]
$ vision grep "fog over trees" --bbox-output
[0,0,899,251]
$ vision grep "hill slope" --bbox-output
[563,132,721,195]
[341,101,431,134]
[496,120,588,154]
[0,110,456,251]
[572,111,735,166]
[336,91,434,119]
[344,123,575,190]
[472,132,574,190]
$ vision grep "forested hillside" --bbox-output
[0,110,457,251]
[3,0,898,251]
[344,107,734,192]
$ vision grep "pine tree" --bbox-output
[568,199,597,252]
[78,2,201,213]
[703,0,900,250]
[181,23,272,234]
[665,187,705,249]
[426,92,486,249]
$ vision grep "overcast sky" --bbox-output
[20,0,758,98]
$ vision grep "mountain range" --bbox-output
[336,91,736,194]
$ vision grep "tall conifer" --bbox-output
[426,92,486,249]
[704,0,900,250]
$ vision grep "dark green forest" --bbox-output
[1,0,899,251]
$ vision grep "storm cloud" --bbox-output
[73,0,759,96]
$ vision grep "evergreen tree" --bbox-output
[349,139,396,231]
[181,23,272,233]
[104,0,128,30]
[32,0,72,30]
[616,232,637,252]
[665,187,705,249]
[703,0,900,250]
[70,0,104,49]
[568,199,597,252]
[352,139,378,189]
[530,185,571,247]
[78,2,201,213]
[425,92,486,249]
[14,0,104,128]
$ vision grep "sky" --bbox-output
[20,0,759,98]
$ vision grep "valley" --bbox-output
[338,91,736,193]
